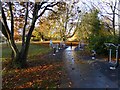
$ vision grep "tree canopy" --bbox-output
[1,0,120,68]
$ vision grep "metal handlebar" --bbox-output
[104,43,120,48]
[104,43,120,69]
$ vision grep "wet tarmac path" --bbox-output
[62,46,119,88]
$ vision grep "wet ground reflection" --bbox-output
[63,46,118,88]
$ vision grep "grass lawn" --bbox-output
[2,43,51,61]
[2,43,70,89]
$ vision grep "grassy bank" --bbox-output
[2,43,51,61]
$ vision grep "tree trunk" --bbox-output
[13,8,37,68]
[12,49,28,68]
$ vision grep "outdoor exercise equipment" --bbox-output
[53,46,56,55]
[78,41,84,50]
[91,50,96,60]
[56,43,59,52]
[49,40,53,48]
[104,43,120,70]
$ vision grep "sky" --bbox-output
[70,0,119,28]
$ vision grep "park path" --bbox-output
[61,46,119,88]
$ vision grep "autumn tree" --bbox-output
[1,1,59,68]
[32,2,67,41]
[84,0,120,36]
[81,0,120,55]
[32,17,51,41]
[47,1,82,41]
[76,9,101,41]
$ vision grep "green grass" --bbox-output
[1,44,12,58]
[28,44,51,58]
[2,43,52,61]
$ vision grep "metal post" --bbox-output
[56,44,59,52]
[59,43,60,49]
[71,43,72,48]
[109,49,112,63]
[116,46,119,67]
[104,43,120,69]
[53,47,56,55]
[78,42,81,48]
[116,49,118,63]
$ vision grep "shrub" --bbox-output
[88,34,119,55]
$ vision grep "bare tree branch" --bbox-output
[40,2,48,9]
[37,2,59,18]
[66,26,73,37]
[46,8,57,14]
[22,2,29,46]
[8,2,14,37]
[82,1,92,11]
[115,7,120,11]
[1,4,11,36]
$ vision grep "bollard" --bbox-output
[71,43,72,48]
